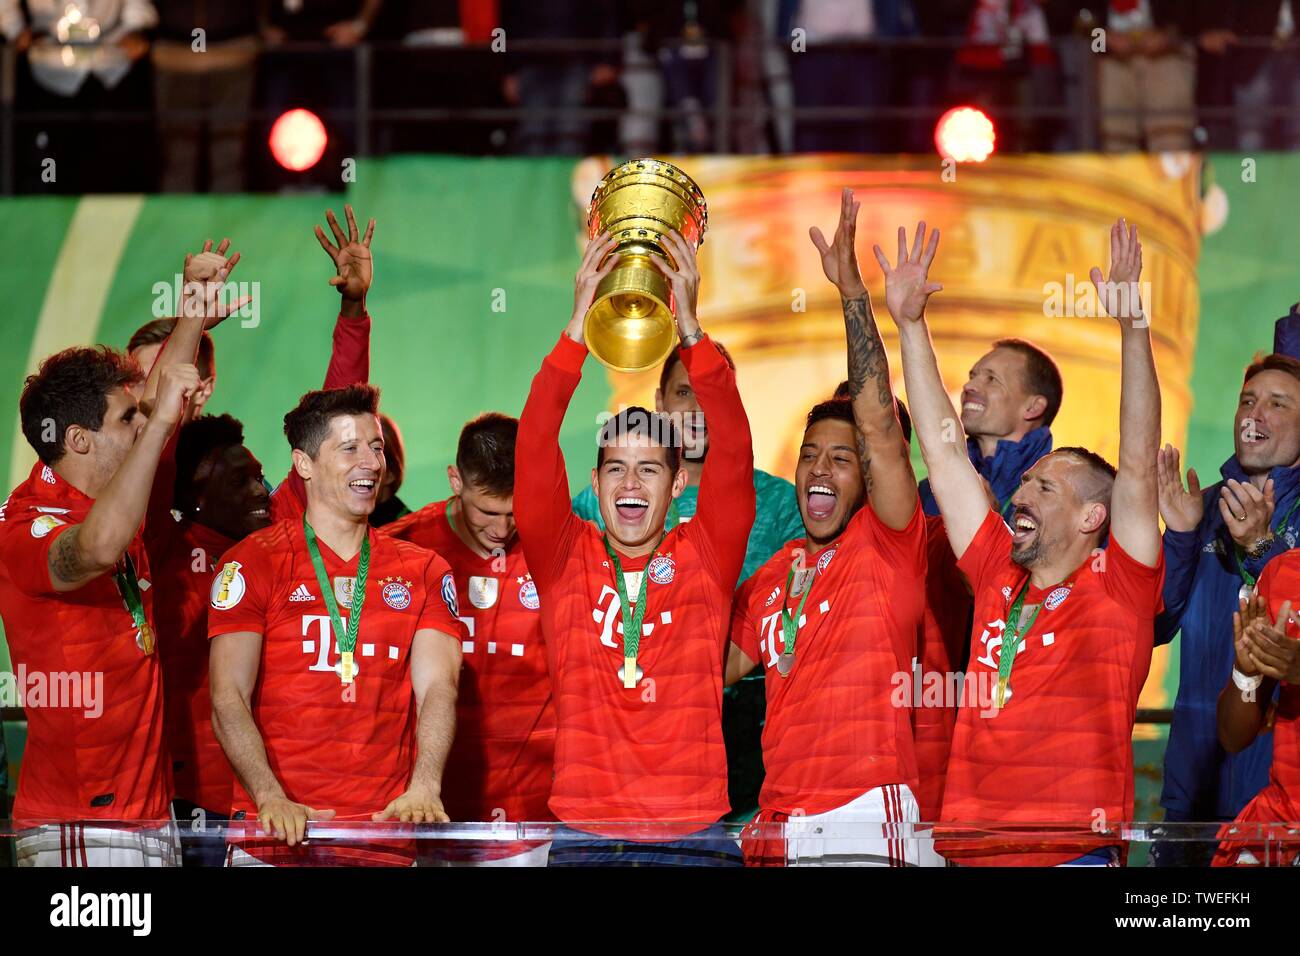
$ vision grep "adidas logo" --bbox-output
[289,584,316,602]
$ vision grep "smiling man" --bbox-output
[891,218,1164,866]
[725,190,928,866]
[1153,351,1300,865]
[385,413,556,866]
[919,339,1062,520]
[208,383,466,866]
[515,228,755,865]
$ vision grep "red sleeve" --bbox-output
[955,508,1013,596]
[731,573,761,661]
[416,552,470,638]
[1258,561,1278,619]
[679,335,756,588]
[0,513,75,596]
[863,494,927,573]
[1099,534,1166,619]
[278,312,372,510]
[514,335,589,592]
[207,538,273,638]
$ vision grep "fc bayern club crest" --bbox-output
[1044,586,1071,611]
[519,579,540,610]
[382,579,412,610]
[816,548,836,574]
[647,555,676,585]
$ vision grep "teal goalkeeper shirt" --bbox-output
[571,468,804,584]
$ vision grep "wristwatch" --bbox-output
[1244,533,1275,560]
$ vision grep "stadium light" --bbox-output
[934,107,996,163]
[269,109,328,172]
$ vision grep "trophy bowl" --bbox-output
[584,158,708,372]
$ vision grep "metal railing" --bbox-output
[1,34,1298,193]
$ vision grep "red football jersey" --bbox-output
[0,462,171,822]
[515,334,755,833]
[147,516,237,814]
[207,518,466,864]
[911,515,973,822]
[731,499,926,817]
[1213,553,1300,866]
[940,509,1163,865]
[385,499,556,824]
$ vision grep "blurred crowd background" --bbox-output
[0,0,1297,192]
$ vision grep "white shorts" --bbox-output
[16,822,178,868]
[786,784,945,867]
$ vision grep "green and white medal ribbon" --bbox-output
[304,515,370,684]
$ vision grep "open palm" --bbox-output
[873,222,942,324]
[315,205,375,301]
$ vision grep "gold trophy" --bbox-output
[583,158,709,372]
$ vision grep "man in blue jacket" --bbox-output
[1154,340,1300,864]
[918,338,1062,517]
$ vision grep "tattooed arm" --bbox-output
[811,188,917,530]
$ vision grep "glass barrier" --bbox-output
[1,819,1297,867]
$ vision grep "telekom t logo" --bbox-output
[303,614,353,676]
[592,585,672,648]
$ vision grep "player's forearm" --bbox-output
[897,321,964,471]
[411,677,457,795]
[212,692,286,806]
[842,292,898,440]
[1117,324,1160,480]
[140,315,204,415]
[515,338,583,543]
[682,337,756,558]
[1216,677,1272,754]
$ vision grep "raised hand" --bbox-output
[567,230,619,343]
[1219,477,1275,551]
[315,204,375,305]
[1156,444,1203,532]
[179,239,251,329]
[151,363,201,431]
[872,222,943,325]
[810,187,867,299]
[649,228,703,342]
[1089,217,1145,326]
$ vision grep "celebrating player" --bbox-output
[386,413,556,866]
[727,189,928,866]
[515,228,755,865]
[207,383,465,866]
[888,217,1163,866]
[1,348,199,866]
[1213,574,1300,866]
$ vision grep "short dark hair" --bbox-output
[597,406,682,471]
[283,383,381,458]
[174,413,245,512]
[658,339,737,396]
[457,412,517,497]
[1243,352,1300,388]
[1053,446,1117,515]
[992,338,1063,428]
[20,346,143,465]
[128,318,215,380]
[829,381,911,444]
[806,397,855,430]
